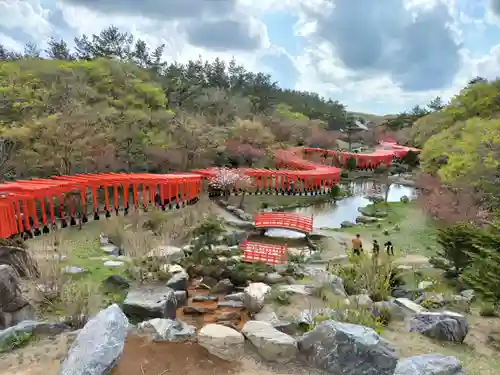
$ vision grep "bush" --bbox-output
[433,222,482,276]
[267,290,291,305]
[400,195,410,203]
[479,303,498,317]
[401,150,420,167]
[346,157,357,171]
[329,185,341,199]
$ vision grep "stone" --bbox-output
[298,320,398,375]
[174,290,187,307]
[0,320,69,352]
[99,233,109,245]
[0,264,29,313]
[242,320,297,363]
[0,246,39,277]
[460,289,475,302]
[278,284,314,296]
[211,278,234,294]
[409,311,468,343]
[341,221,355,228]
[166,272,188,291]
[244,282,271,313]
[394,354,467,375]
[167,264,186,274]
[225,292,245,302]
[101,244,120,256]
[103,260,125,267]
[356,216,378,223]
[63,266,87,275]
[217,300,244,309]
[138,318,196,342]
[123,285,177,320]
[198,323,245,361]
[216,312,241,322]
[254,305,280,324]
[58,304,128,375]
[418,281,434,290]
[394,298,428,315]
[147,245,184,263]
[302,267,346,296]
[102,275,131,290]
[349,294,373,307]
[2,304,36,329]
[192,295,218,302]
[183,306,216,315]
[264,272,285,284]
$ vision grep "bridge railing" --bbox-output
[254,212,313,234]
[240,240,287,264]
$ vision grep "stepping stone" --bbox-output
[103,260,125,267]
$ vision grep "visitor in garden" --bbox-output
[372,239,380,257]
[352,234,363,255]
[384,240,394,256]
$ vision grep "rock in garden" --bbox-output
[244,282,271,313]
[0,320,69,353]
[123,285,177,320]
[216,312,241,322]
[394,354,467,375]
[298,320,398,375]
[0,264,29,313]
[138,318,196,342]
[103,260,125,268]
[225,292,245,301]
[166,272,188,291]
[217,300,244,308]
[393,298,428,316]
[255,305,280,324]
[192,295,218,302]
[302,267,346,296]
[198,323,245,361]
[409,311,468,343]
[341,221,355,228]
[102,275,131,290]
[63,266,87,275]
[349,294,373,307]
[174,290,187,306]
[459,289,475,302]
[99,233,109,245]
[242,320,297,363]
[211,278,234,294]
[147,245,184,263]
[58,304,128,375]
[264,272,285,284]
[183,306,216,315]
[278,284,314,296]
[101,244,120,256]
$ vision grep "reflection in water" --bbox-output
[266,181,415,236]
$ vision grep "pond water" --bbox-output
[265,181,416,238]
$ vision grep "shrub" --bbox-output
[400,195,410,203]
[267,290,291,305]
[401,150,420,167]
[479,303,498,317]
[346,157,357,171]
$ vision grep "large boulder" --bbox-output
[165,272,188,291]
[242,320,297,363]
[302,266,346,296]
[409,311,468,343]
[0,246,38,277]
[298,320,398,375]
[394,354,467,375]
[198,323,245,361]
[58,304,129,375]
[123,285,177,320]
[138,318,196,342]
[244,282,271,313]
[0,264,35,329]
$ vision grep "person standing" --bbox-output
[384,240,394,256]
[372,239,380,257]
[352,234,363,256]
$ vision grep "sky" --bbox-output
[1,0,500,114]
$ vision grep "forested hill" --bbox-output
[0,26,350,129]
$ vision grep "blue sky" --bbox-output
[1,0,500,114]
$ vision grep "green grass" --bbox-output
[333,201,439,256]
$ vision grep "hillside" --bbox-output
[0,26,359,179]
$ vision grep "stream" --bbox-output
[265,180,416,239]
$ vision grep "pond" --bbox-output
[265,180,416,238]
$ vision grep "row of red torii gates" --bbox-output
[0,143,419,239]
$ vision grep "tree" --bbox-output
[0,138,15,182]
[208,168,252,208]
[45,38,73,60]
[427,96,445,111]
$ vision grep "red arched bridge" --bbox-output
[0,143,418,239]
[254,212,313,234]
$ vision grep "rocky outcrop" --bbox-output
[394,354,467,375]
[58,304,129,375]
[242,320,297,363]
[409,311,468,343]
[197,323,245,361]
[298,320,398,375]
[123,285,177,320]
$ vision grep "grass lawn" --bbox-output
[332,201,439,257]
